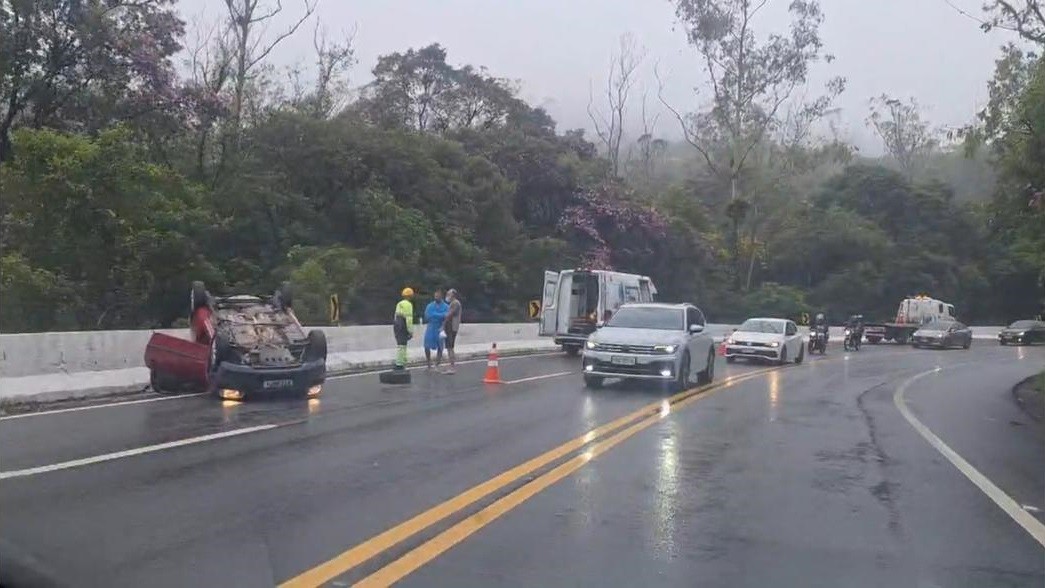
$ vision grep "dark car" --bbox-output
[144,282,327,400]
[998,320,1045,346]
[911,320,972,349]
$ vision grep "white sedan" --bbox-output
[725,318,805,365]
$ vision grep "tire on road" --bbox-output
[674,352,691,392]
[563,344,581,357]
[583,374,604,389]
[777,346,788,366]
[795,344,804,364]
[697,350,715,385]
[867,337,882,344]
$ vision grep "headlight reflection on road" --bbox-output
[659,399,671,417]
[651,420,680,560]
[768,370,780,422]
[308,398,321,415]
[221,399,241,425]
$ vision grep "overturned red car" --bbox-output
[144,282,327,400]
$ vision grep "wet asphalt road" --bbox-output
[0,343,1042,587]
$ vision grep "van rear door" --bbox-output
[539,271,560,337]
[639,277,654,302]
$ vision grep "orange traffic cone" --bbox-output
[483,343,503,384]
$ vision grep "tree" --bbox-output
[0,0,185,162]
[661,0,844,286]
[587,33,643,178]
[0,127,216,329]
[867,94,937,178]
[358,44,522,134]
[630,90,668,186]
[982,0,1045,44]
[220,0,317,150]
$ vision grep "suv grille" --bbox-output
[595,343,658,354]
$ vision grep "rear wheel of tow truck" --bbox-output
[563,344,581,357]
[895,333,909,345]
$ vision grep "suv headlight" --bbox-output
[654,344,677,354]
[585,340,597,349]
[769,341,780,347]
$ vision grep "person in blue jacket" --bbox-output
[423,288,449,369]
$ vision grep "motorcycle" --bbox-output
[843,328,862,351]
[808,329,827,354]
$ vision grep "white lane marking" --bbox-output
[501,371,574,385]
[0,393,209,421]
[0,424,278,480]
[1,351,565,421]
[894,367,1045,547]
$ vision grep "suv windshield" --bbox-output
[606,307,682,330]
[738,319,783,334]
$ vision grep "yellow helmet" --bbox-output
[401,287,414,297]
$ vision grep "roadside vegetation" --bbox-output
[1,0,1042,330]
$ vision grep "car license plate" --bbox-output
[740,349,755,354]
[610,355,636,366]
[263,379,294,389]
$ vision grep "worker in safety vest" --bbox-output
[393,287,415,369]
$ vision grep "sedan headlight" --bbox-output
[654,344,678,354]
[725,337,735,345]
[585,340,597,349]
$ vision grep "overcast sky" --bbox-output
[178,0,1022,153]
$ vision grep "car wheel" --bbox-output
[725,355,736,364]
[963,338,971,350]
[868,337,881,345]
[697,350,715,385]
[306,329,327,362]
[563,344,581,357]
[583,374,604,389]
[795,344,804,364]
[999,340,1006,346]
[149,368,163,393]
[191,281,208,311]
[777,346,788,366]
[674,352,691,392]
[277,281,294,310]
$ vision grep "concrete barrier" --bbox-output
[0,322,1006,406]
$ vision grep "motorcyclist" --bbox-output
[844,315,861,338]
[811,312,829,340]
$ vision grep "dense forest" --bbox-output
[1,0,1042,331]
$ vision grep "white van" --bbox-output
[539,269,657,354]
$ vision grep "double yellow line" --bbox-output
[280,366,778,588]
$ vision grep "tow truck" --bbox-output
[864,295,957,345]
